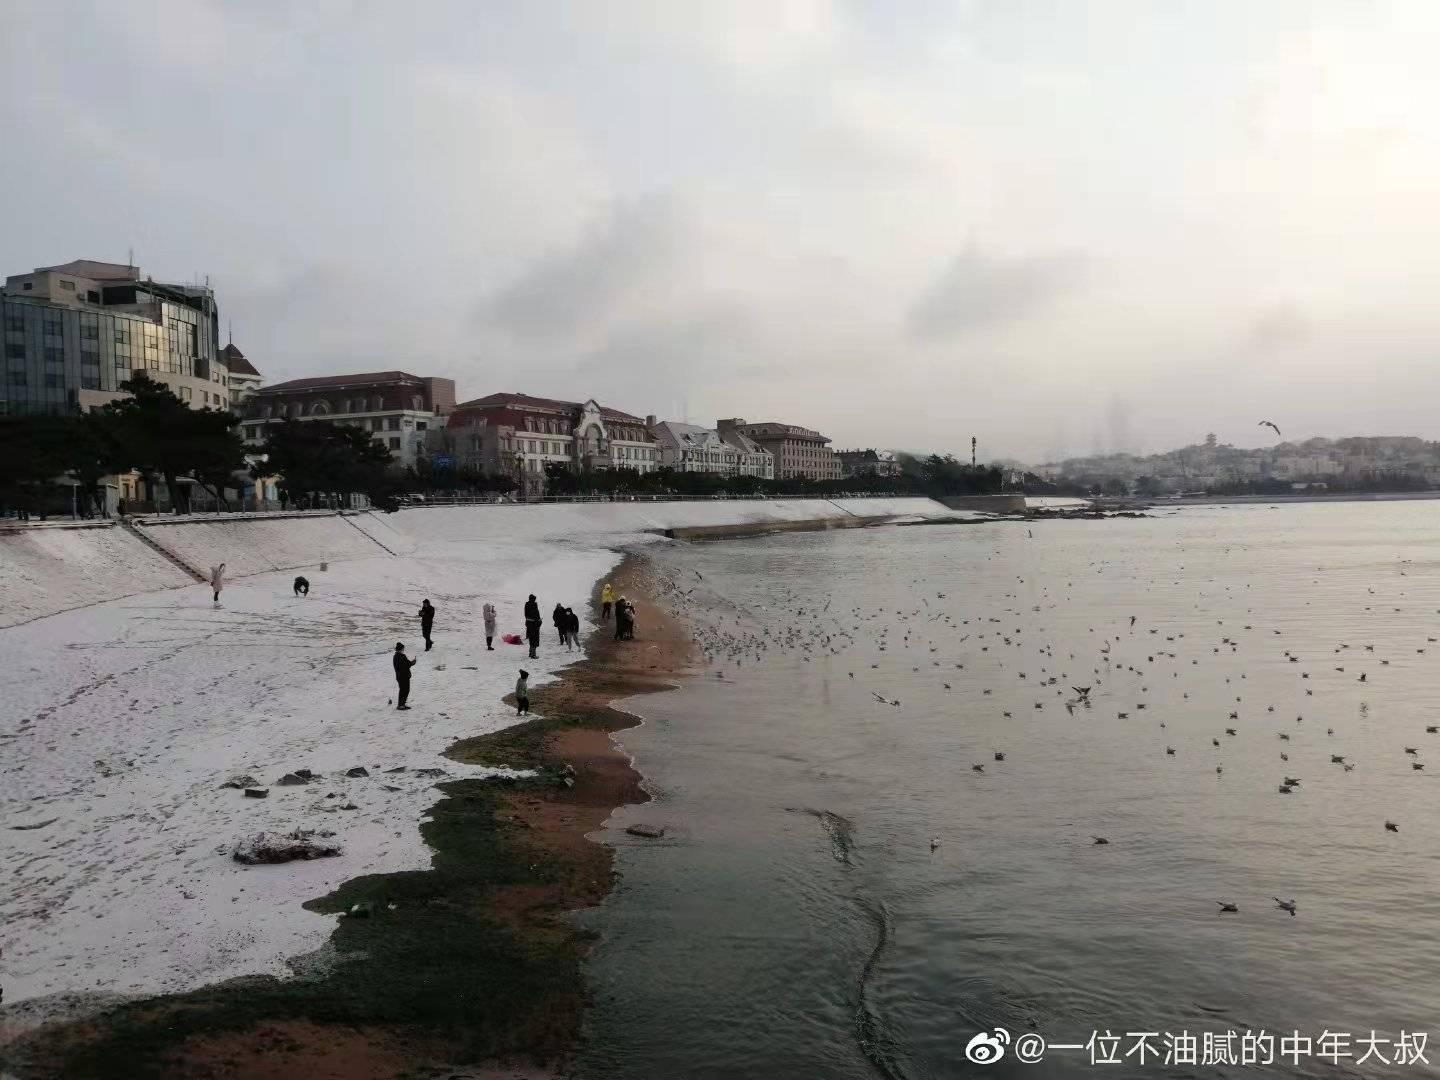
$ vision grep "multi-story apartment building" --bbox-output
[2,259,229,416]
[725,419,841,480]
[647,419,774,478]
[240,370,456,468]
[836,448,900,478]
[221,343,262,405]
[441,392,660,495]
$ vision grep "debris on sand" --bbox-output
[625,823,666,839]
[232,829,342,865]
[220,774,260,790]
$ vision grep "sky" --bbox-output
[5,1,1440,463]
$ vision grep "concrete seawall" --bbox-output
[0,522,195,627]
[937,494,1027,513]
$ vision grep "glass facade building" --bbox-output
[1,261,225,416]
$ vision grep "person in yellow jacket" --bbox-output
[600,582,614,622]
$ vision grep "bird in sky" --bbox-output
[1258,420,1282,438]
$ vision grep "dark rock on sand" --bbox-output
[232,829,342,864]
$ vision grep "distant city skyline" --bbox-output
[7,2,1440,459]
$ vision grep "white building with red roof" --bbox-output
[442,392,659,494]
[240,370,456,468]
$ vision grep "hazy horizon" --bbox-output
[6,1,1440,461]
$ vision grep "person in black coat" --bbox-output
[565,607,580,650]
[553,602,568,646]
[293,576,309,597]
[418,599,435,651]
[393,642,416,710]
[524,594,542,659]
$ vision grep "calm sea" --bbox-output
[571,503,1440,1079]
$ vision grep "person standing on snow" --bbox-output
[552,602,568,646]
[515,669,530,715]
[209,563,226,607]
[393,642,416,710]
[524,594,542,659]
[293,576,309,597]
[483,602,497,651]
[600,582,614,621]
[418,599,436,651]
[565,608,580,650]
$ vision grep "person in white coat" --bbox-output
[209,563,226,607]
[483,602,498,651]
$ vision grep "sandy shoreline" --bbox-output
[1,552,699,1079]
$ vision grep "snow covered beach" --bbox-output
[1,497,948,1018]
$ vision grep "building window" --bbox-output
[44,347,63,364]
[59,280,76,292]
[4,343,24,360]
[387,417,400,431]
[178,386,193,401]
[416,421,427,431]
[81,365,100,390]
[4,315,23,333]
[87,290,100,304]
[389,437,401,449]
[80,322,99,340]
[9,370,25,385]
[43,317,63,337]
[22,282,32,291]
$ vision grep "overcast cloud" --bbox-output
[6,1,1440,461]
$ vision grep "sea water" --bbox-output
[573,503,1440,1079]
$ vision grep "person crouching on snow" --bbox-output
[293,575,309,597]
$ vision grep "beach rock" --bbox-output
[414,767,447,778]
[220,774,260,790]
[243,787,269,799]
[345,766,370,778]
[232,829,342,865]
[294,768,315,780]
[276,773,309,786]
[625,824,666,839]
[384,766,407,773]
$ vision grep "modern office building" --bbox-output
[836,448,901,478]
[240,370,456,468]
[221,343,262,406]
[442,392,660,495]
[2,259,228,416]
[724,419,841,480]
[650,419,774,478]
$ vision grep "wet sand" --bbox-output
[456,555,702,942]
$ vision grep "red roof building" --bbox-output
[240,370,456,468]
[441,392,659,494]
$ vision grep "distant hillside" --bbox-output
[1025,435,1440,496]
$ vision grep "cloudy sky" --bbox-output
[5,1,1440,462]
